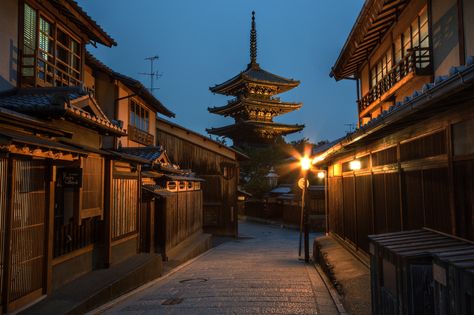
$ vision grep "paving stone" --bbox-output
[101,222,339,314]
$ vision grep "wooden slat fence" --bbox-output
[160,190,203,252]
[111,178,138,240]
[0,158,7,303]
[9,159,45,301]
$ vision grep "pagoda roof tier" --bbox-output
[206,120,304,138]
[210,64,300,96]
[208,97,302,116]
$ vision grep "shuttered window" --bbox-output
[22,3,36,78]
[21,3,82,87]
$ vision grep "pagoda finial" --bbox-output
[250,11,257,67]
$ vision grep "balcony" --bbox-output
[358,48,432,113]
[128,125,154,146]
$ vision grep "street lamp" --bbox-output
[298,156,311,263]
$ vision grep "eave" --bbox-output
[86,52,175,118]
[208,98,302,116]
[331,0,408,81]
[206,120,305,137]
[318,60,474,164]
[210,64,300,96]
[50,0,116,47]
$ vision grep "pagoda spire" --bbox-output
[250,11,258,67]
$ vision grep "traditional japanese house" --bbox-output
[85,54,209,261]
[207,12,304,147]
[156,117,248,236]
[0,0,164,312]
[318,0,474,254]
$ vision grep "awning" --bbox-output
[142,185,174,197]
[0,127,86,160]
[163,174,205,182]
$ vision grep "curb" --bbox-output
[313,263,348,315]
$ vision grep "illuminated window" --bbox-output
[130,100,150,132]
[21,3,82,87]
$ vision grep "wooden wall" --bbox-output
[111,178,138,240]
[327,100,474,253]
[157,190,203,258]
[156,130,239,236]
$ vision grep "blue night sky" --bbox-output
[77,0,364,144]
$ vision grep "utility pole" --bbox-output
[139,55,161,95]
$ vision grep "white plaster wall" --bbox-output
[463,0,474,58]
[431,0,460,76]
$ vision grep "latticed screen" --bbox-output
[21,3,82,87]
[112,178,138,239]
[81,156,104,217]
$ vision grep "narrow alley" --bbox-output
[98,222,340,315]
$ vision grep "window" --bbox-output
[129,100,150,132]
[21,3,82,87]
[370,49,392,88]
[394,8,429,66]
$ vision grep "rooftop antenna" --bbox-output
[139,55,161,94]
[344,123,356,133]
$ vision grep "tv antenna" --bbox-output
[344,123,356,133]
[139,55,161,94]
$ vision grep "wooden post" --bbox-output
[136,164,142,253]
[2,157,14,313]
[103,159,113,268]
[446,125,456,235]
[44,163,56,294]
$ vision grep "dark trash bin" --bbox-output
[432,248,474,315]
[369,229,469,315]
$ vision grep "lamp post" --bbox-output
[317,170,328,236]
[299,157,311,263]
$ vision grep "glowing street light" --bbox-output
[300,157,311,171]
[317,171,325,179]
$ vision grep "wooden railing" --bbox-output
[358,47,432,112]
[53,218,101,258]
[128,125,154,146]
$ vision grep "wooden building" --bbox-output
[156,117,247,236]
[315,0,474,256]
[207,12,304,147]
[85,54,209,261]
[0,0,193,311]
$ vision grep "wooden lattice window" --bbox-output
[400,130,447,161]
[372,147,398,167]
[79,155,104,221]
[21,3,82,87]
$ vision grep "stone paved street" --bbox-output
[101,222,339,314]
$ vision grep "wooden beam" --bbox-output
[2,157,14,313]
[103,159,113,268]
[44,163,56,295]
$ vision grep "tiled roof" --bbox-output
[316,56,474,163]
[86,52,175,118]
[206,120,305,137]
[119,146,165,163]
[210,64,300,95]
[0,87,126,135]
[156,117,249,160]
[50,0,116,46]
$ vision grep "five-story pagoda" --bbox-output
[207,12,304,147]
